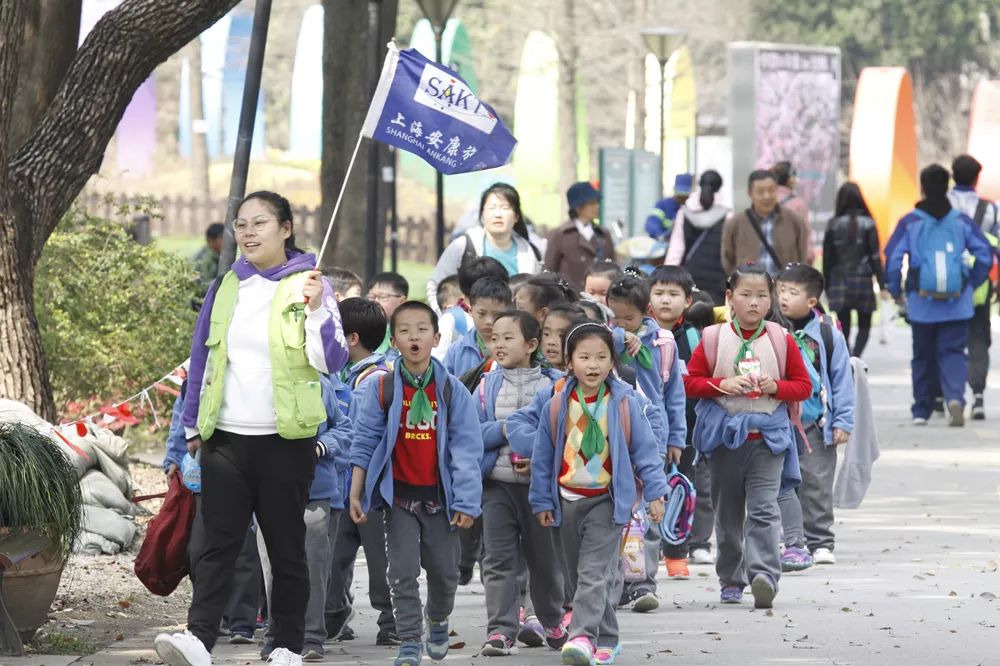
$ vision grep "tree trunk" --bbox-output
[188,37,212,199]
[0,0,240,420]
[319,0,397,276]
[555,0,579,195]
[7,0,81,158]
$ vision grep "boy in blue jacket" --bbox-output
[349,301,484,666]
[775,264,855,570]
[444,277,511,378]
[886,164,993,427]
[325,297,397,645]
[258,374,353,661]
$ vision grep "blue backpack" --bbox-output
[914,209,967,299]
[794,316,835,425]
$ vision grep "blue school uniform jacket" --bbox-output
[612,317,687,450]
[314,375,353,507]
[475,366,563,476]
[443,328,484,377]
[350,358,484,522]
[527,377,669,526]
[801,315,856,445]
[507,373,669,460]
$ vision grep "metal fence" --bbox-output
[75,191,442,264]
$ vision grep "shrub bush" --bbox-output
[35,206,199,410]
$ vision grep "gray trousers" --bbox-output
[709,442,784,589]
[258,501,338,648]
[385,504,460,642]
[326,508,395,632]
[559,495,623,647]
[688,456,716,552]
[969,302,991,395]
[779,426,837,551]
[482,480,564,639]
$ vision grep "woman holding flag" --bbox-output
[154,190,349,666]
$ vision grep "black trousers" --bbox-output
[969,301,992,395]
[187,430,315,653]
[187,495,261,633]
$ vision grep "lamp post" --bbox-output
[416,0,459,258]
[641,27,686,193]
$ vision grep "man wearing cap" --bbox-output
[644,173,693,241]
[544,181,616,290]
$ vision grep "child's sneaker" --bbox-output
[516,614,545,647]
[595,643,623,665]
[812,547,836,564]
[947,399,965,427]
[481,633,518,656]
[561,636,596,665]
[751,573,776,609]
[665,557,690,579]
[545,624,569,650]
[972,394,985,420]
[625,590,659,613]
[562,609,573,628]
[426,617,450,661]
[266,647,303,666]
[153,630,211,666]
[689,548,715,565]
[720,585,743,604]
[780,546,814,572]
[394,641,423,666]
[228,628,254,644]
[912,416,928,426]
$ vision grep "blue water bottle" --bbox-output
[181,449,202,493]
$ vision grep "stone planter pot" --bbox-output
[0,529,64,644]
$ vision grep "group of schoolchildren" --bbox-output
[166,254,858,666]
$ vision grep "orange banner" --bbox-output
[848,67,918,251]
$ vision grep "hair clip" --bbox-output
[623,265,644,279]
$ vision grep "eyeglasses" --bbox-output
[232,216,277,234]
[371,292,405,302]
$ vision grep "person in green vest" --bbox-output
[155,191,350,666]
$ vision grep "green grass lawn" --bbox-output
[156,235,434,301]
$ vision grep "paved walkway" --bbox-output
[9,321,1000,666]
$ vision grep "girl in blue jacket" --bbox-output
[529,323,667,666]
[475,311,566,656]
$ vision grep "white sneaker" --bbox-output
[267,647,303,666]
[154,630,212,666]
[812,547,836,565]
[689,548,715,565]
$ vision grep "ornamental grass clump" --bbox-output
[0,422,82,557]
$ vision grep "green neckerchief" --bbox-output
[793,330,815,364]
[574,382,608,459]
[400,364,435,427]
[338,358,355,383]
[732,317,767,373]
[620,325,654,370]
[475,331,488,358]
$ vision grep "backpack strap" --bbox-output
[651,329,676,383]
[974,199,990,230]
[460,233,478,269]
[701,324,722,373]
[548,392,561,448]
[763,321,788,378]
[478,375,488,415]
[684,326,701,358]
[819,314,836,367]
[378,372,394,411]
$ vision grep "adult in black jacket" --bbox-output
[822,182,885,356]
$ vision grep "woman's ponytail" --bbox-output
[698,170,723,210]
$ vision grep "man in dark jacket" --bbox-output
[544,182,616,290]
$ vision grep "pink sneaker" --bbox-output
[545,623,568,650]
[561,636,594,665]
[562,609,573,628]
[595,643,623,665]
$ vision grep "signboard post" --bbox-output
[599,148,661,238]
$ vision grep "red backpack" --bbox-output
[134,474,197,596]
